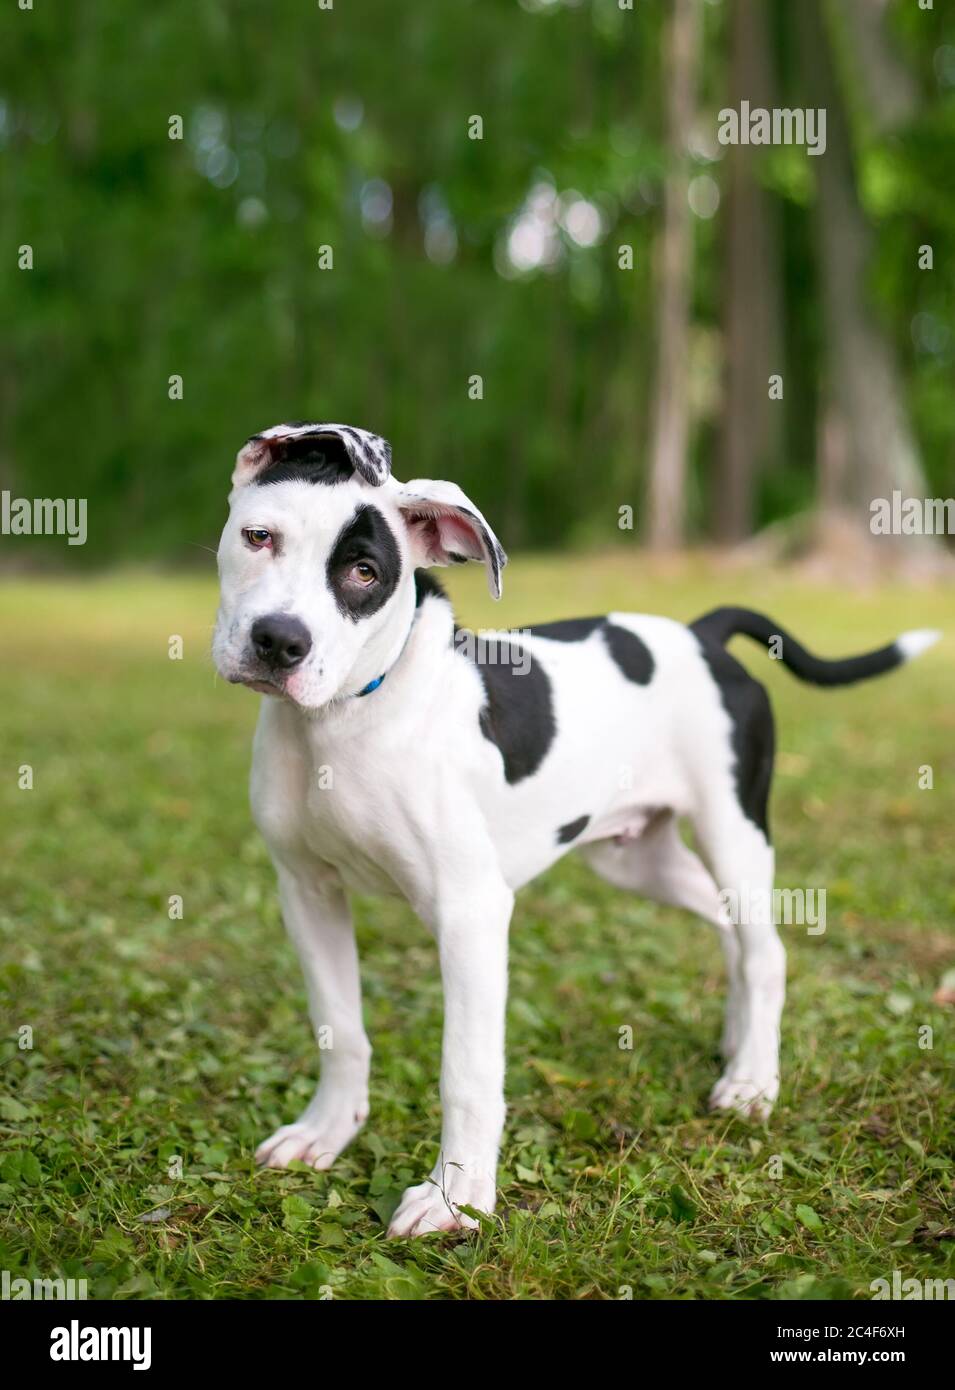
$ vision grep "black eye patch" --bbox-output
[253,434,356,487]
[326,504,402,620]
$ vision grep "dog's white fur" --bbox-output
[213,424,936,1237]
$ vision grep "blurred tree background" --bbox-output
[1,0,953,568]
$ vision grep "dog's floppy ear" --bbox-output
[232,422,392,490]
[396,478,507,599]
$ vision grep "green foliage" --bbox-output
[1,1,952,566]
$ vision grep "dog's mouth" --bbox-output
[228,671,289,698]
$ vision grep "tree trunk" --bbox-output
[716,0,784,543]
[839,0,917,134]
[796,0,933,553]
[646,0,699,550]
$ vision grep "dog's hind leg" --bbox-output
[581,813,744,1059]
[692,805,783,1119]
[582,811,724,926]
[687,641,784,1117]
[255,861,372,1170]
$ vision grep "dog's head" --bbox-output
[213,422,506,710]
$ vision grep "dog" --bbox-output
[213,421,939,1237]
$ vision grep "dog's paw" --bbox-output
[387,1166,496,1239]
[255,1101,367,1171]
[709,1071,778,1121]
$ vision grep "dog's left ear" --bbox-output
[232,422,392,490]
[396,479,507,599]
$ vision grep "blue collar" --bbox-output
[352,613,417,699]
[356,673,386,697]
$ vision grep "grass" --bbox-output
[0,554,953,1300]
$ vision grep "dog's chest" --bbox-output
[251,704,401,896]
[304,727,436,897]
[301,761,409,897]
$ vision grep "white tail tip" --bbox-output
[896,628,942,661]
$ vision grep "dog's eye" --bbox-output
[350,562,377,586]
[243,528,272,549]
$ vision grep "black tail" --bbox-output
[690,607,939,688]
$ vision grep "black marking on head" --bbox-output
[557,814,590,845]
[414,570,450,608]
[326,504,402,620]
[531,616,605,642]
[253,433,357,487]
[337,425,370,471]
[603,623,655,685]
[460,635,555,784]
[694,637,774,840]
[243,423,391,487]
[334,424,391,482]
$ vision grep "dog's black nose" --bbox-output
[251,614,313,670]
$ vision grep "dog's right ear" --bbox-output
[231,422,392,491]
[395,478,507,599]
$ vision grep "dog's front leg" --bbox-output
[256,861,371,1170]
[388,876,513,1238]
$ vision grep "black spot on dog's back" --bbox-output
[557,814,590,844]
[532,615,655,686]
[603,623,654,685]
[531,616,605,643]
[464,636,555,784]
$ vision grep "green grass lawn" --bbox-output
[1,555,953,1300]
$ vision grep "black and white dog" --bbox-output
[213,421,939,1237]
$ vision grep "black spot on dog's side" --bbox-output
[557,814,590,845]
[603,623,655,685]
[327,504,402,620]
[531,616,605,642]
[464,636,555,784]
[254,433,356,487]
[694,637,774,840]
[414,570,450,608]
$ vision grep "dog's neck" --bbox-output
[291,571,454,730]
[341,584,420,701]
